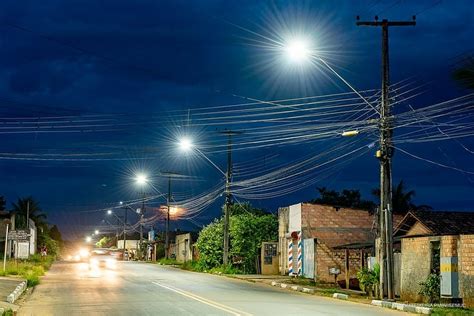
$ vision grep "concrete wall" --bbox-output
[278,207,289,275]
[400,236,432,302]
[175,233,192,263]
[459,234,474,308]
[401,235,474,306]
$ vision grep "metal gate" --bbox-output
[303,238,315,279]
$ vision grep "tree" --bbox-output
[49,225,64,249]
[11,197,47,229]
[0,196,6,212]
[96,236,113,248]
[195,203,278,273]
[229,202,268,216]
[309,187,377,213]
[372,180,432,215]
[453,55,474,90]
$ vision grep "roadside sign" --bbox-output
[8,230,30,240]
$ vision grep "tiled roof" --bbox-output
[396,210,474,236]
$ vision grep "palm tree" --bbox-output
[12,197,47,229]
[372,180,432,215]
[453,55,474,90]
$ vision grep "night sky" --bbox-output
[0,0,473,240]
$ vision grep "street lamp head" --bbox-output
[85,236,92,243]
[119,201,123,206]
[94,230,99,235]
[284,38,311,64]
[178,137,193,152]
[107,209,113,215]
[135,173,148,185]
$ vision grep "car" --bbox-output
[89,249,117,269]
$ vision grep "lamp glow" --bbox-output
[107,209,112,215]
[95,230,99,235]
[284,38,311,63]
[135,173,148,185]
[178,137,193,152]
[86,236,92,243]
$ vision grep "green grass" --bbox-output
[0,255,54,287]
[431,307,474,316]
[2,309,14,316]
[158,258,181,265]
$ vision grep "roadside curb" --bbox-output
[6,280,27,304]
[269,281,324,297]
[371,300,432,314]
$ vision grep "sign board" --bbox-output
[17,242,30,259]
[148,230,155,242]
[8,230,30,240]
[289,203,302,232]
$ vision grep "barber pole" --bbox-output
[297,231,302,275]
[288,240,293,275]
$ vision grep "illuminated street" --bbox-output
[18,262,406,316]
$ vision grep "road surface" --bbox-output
[19,261,405,315]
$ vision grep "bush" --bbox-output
[357,263,380,296]
[208,264,241,275]
[181,260,204,272]
[419,273,441,303]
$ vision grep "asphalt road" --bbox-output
[19,261,405,316]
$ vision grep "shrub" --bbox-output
[419,273,441,303]
[158,258,180,265]
[357,263,380,296]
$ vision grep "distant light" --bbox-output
[107,209,113,215]
[86,236,92,243]
[178,137,193,152]
[95,230,99,235]
[136,208,141,214]
[135,173,148,185]
[341,130,360,137]
[284,38,311,63]
[119,201,123,205]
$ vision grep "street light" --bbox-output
[85,236,92,243]
[284,38,311,63]
[95,230,99,235]
[135,173,148,185]
[178,137,193,152]
[107,209,113,215]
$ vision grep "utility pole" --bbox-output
[219,130,242,265]
[160,171,184,259]
[357,16,415,300]
[140,193,145,260]
[123,206,128,260]
[166,175,171,259]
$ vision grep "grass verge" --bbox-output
[0,254,54,286]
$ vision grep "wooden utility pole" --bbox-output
[219,130,242,265]
[356,16,416,300]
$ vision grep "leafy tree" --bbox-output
[195,218,224,269]
[229,202,268,216]
[12,197,47,229]
[37,227,59,257]
[0,196,6,212]
[453,55,474,90]
[95,236,113,248]
[230,213,278,273]
[372,180,432,215]
[195,203,278,273]
[419,273,441,303]
[309,187,376,213]
[49,225,64,249]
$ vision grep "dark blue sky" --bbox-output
[0,1,473,239]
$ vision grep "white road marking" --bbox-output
[152,281,252,316]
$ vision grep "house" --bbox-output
[175,232,198,263]
[279,203,386,287]
[395,210,474,307]
[0,212,37,259]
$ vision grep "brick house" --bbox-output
[394,210,474,307]
[279,203,383,287]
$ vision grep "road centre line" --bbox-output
[152,281,252,316]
